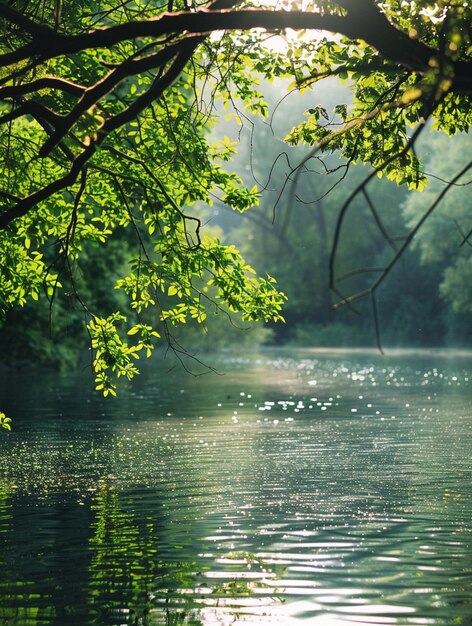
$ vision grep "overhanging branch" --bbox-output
[1,0,471,233]
[1,4,471,91]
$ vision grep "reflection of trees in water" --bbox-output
[88,480,158,623]
[87,480,201,625]
[0,479,202,626]
[89,481,285,625]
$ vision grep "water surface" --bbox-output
[1,348,471,625]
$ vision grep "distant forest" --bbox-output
[214,80,472,350]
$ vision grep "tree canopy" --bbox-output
[1,0,471,413]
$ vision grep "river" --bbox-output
[0,348,471,625]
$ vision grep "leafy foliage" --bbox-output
[0,5,288,399]
[0,412,11,431]
[0,0,471,422]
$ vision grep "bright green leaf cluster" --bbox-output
[0,412,12,431]
[89,313,141,397]
[222,183,260,212]
[0,234,59,308]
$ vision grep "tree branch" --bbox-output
[0,77,85,99]
[333,159,472,310]
[1,6,471,91]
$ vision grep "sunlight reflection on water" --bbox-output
[0,348,471,624]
